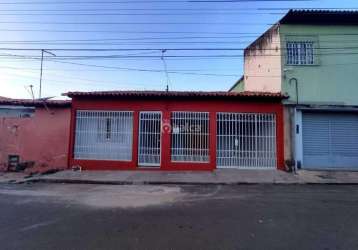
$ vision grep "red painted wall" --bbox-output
[0,107,71,172]
[69,97,285,171]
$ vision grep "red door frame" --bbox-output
[68,97,284,171]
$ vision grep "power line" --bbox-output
[0,41,261,45]
[259,7,358,10]
[0,48,245,51]
[0,1,189,4]
[4,46,358,51]
[5,35,358,43]
[0,29,263,34]
[0,8,268,11]
[0,0,309,4]
[0,64,241,72]
[0,36,259,43]
[1,7,355,11]
[0,12,284,16]
[0,21,272,25]
[1,55,246,59]
[1,67,165,87]
[5,40,358,45]
[1,71,163,89]
[3,53,358,62]
[0,53,242,76]
[0,8,287,11]
[49,59,242,77]
[3,28,358,37]
[192,0,310,2]
[5,41,358,46]
[0,57,241,61]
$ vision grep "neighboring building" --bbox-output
[65,91,285,171]
[0,98,71,172]
[229,76,244,92]
[230,10,358,170]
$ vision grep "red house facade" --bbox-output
[0,98,71,172]
[66,91,285,171]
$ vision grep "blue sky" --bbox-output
[0,0,357,99]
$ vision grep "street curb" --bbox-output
[21,178,358,186]
[24,178,290,185]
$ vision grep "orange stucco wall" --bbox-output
[0,107,71,171]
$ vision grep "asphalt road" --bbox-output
[0,183,358,250]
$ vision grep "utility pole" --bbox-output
[39,49,56,99]
[24,85,35,100]
[161,49,171,92]
[28,85,35,100]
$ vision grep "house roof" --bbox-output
[0,98,71,107]
[228,76,244,92]
[244,9,358,58]
[0,96,11,101]
[279,9,358,25]
[64,90,285,100]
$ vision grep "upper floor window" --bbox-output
[286,41,314,65]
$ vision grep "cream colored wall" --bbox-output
[243,27,282,93]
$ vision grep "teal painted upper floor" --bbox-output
[231,10,358,106]
[281,24,358,106]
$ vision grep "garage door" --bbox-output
[302,112,358,169]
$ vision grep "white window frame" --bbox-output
[171,111,210,163]
[286,41,314,65]
[74,110,134,161]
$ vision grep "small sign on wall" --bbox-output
[173,127,180,134]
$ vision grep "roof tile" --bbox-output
[64,90,285,99]
[0,98,71,107]
[280,9,358,25]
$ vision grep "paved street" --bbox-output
[1,184,358,250]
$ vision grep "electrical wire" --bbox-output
[0,36,259,43]
[0,0,310,4]
[3,47,358,52]
[0,29,263,34]
[0,12,284,16]
[0,8,276,11]
[0,21,272,25]
[0,53,242,76]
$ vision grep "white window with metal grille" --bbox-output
[171,112,209,163]
[217,113,276,169]
[286,41,314,65]
[74,110,133,161]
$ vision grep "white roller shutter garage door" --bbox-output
[302,112,358,169]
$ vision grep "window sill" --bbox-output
[285,63,320,67]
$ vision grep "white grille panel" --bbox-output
[74,110,133,161]
[171,112,209,162]
[217,113,276,168]
[287,41,314,65]
[138,112,162,167]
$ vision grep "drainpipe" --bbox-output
[289,78,299,106]
[289,78,299,174]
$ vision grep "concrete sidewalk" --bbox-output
[0,172,29,184]
[12,169,358,185]
[2,169,358,185]
[25,169,298,185]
